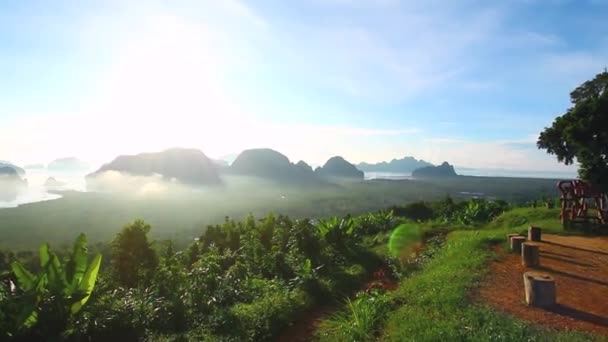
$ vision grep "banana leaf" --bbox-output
[70,253,101,314]
[10,262,34,291]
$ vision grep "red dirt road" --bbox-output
[479,234,608,336]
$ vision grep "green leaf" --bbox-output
[70,253,101,314]
[66,233,88,290]
[19,306,38,329]
[46,254,67,293]
[11,262,34,291]
[303,258,312,274]
[39,243,50,268]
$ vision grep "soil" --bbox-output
[478,233,608,336]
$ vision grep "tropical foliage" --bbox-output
[0,209,402,341]
[538,70,608,190]
[1,234,101,340]
[0,197,572,341]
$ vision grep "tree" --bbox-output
[538,71,608,190]
[111,220,158,288]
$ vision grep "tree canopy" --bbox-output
[538,70,608,189]
[111,220,158,288]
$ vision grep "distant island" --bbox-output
[0,162,25,176]
[0,166,27,201]
[0,166,25,180]
[88,148,221,185]
[228,148,321,184]
[412,161,458,178]
[316,156,364,179]
[357,156,433,173]
[48,157,89,171]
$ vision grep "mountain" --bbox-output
[88,148,221,185]
[0,167,24,202]
[295,160,313,173]
[315,156,364,179]
[48,157,89,171]
[0,166,27,186]
[412,162,458,178]
[228,148,320,184]
[0,166,21,178]
[357,156,433,173]
[0,162,25,176]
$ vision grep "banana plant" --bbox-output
[10,233,102,329]
[318,216,355,247]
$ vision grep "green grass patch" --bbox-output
[488,207,564,232]
[381,227,603,341]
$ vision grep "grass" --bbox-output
[315,208,607,341]
[317,292,390,342]
[487,207,564,232]
[381,225,604,341]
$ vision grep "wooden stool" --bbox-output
[523,271,556,308]
[510,236,526,253]
[528,226,542,242]
[521,243,539,267]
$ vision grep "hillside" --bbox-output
[88,148,221,185]
[412,161,458,178]
[315,156,364,179]
[358,156,433,173]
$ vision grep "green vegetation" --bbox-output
[0,208,401,341]
[381,222,602,341]
[0,175,559,250]
[538,70,608,190]
[317,291,391,342]
[315,204,606,342]
[2,195,606,341]
[3,234,101,339]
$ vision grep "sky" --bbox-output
[1,0,606,173]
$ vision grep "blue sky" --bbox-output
[1,0,607,172]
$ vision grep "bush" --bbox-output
[392,201,435,221]
[231,286,311,341]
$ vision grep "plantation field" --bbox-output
[0,175,559,250]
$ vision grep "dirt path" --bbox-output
[275,265,398,342]
[478,234,608,336]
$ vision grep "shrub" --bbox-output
[230,286,311,341]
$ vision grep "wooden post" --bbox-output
[521,243,539,267]
[528,226,542,242]
[523,271,556,308]
[510,236,526,253]
[507,233,520,242]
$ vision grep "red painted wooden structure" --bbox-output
[557,180,607,225]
